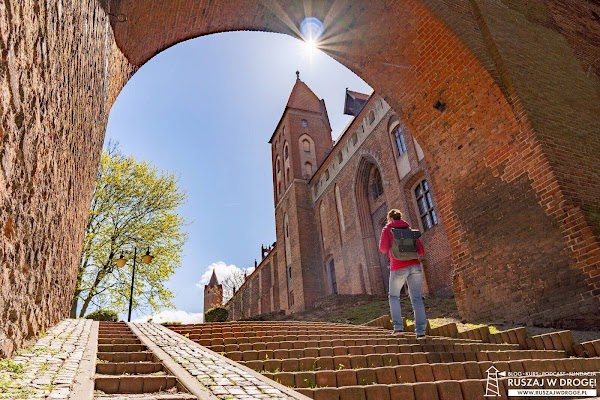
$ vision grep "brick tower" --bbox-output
[203,270,223,315]
[269,72,332,313]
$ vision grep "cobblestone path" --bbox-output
[133,323,307,400]
[0,319,93,399]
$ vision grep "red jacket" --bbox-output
[379,219,425,271]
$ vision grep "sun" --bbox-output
[300,17,324,61]
[304,38,318,57]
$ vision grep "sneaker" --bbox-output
[391,330,404,336]
[416,334,426,339]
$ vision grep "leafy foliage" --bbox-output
[85,309,119,322]
[205,307,228,322]
[71,143,187,317]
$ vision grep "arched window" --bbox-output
[392,125,407,156]
[369,167,384,199]
[415,179,438,230]
[303,139,310,152]
[328,259,338,294]
[304,162,313,177]
[284,143,289,160]
[319,201,327,246]
[367,110,375,125]
[335,185,345,233]
[284,214,292,266]
[276,157,282,197]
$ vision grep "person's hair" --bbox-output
[387,209,402,220]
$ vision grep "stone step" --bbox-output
[225,343,531,362]
[98,344,147,352]
[98,335,140,341]
[295,373,600,400]
[190,333,483,345]
[574,338,600,357]
[94,394,197,400]
[262,357,600,387]
[98,338,143,345]
[98,351,156,363]
[238,350,568,372]
[96,362,164,375]
[95,375,178,394]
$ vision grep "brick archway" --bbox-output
[105,2,600,330]
[1,0,599,356]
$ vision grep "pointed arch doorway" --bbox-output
[356,157,389,295]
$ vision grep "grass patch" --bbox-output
[339,299,389,325]
[0,360,24,375]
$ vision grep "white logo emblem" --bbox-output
[485,365,506,397]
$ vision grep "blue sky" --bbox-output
[105,31,371,322]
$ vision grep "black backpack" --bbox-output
[390,228,422,260]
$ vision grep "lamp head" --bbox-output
[142,248,154,264]
[115,254,127,268]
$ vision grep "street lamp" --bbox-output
[114,247,154,322]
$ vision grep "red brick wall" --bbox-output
[203,285,222,314]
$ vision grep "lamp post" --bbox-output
[115,247,154,322]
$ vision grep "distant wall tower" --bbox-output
[203,270,223,315]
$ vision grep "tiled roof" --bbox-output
[286,79,323,113]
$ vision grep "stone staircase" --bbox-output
[166,320,600,400]
[94,322,195,399]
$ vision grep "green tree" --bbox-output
[71,144,187,318]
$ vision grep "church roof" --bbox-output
[268,73,327,144]
[208,269,219,286]
[285,74,323,113]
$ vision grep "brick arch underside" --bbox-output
[102,0,598,330]
[2,0,599,357]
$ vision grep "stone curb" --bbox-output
[140,323,311,400]
[69,321,98,400]
[129,323,219,400]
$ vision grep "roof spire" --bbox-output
[208,269,219,286]
[296,70,300,80]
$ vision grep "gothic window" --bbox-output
[283,142,291,185]
[335,185,345,233]
[415,179,438,231]
[276,157,282,197]
[367,110,375,125]
[392,125,407,156]
[303,139,310,152]
[370,168,384,199]
[337,152,343,163]
[324,169,330,181]
[328,259,338,294]
[352,132,358,145]
[304,162,313,177]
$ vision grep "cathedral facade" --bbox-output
[220,77,453,320]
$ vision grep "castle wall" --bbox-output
[0,0,134,357]
[1,0,599,356]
